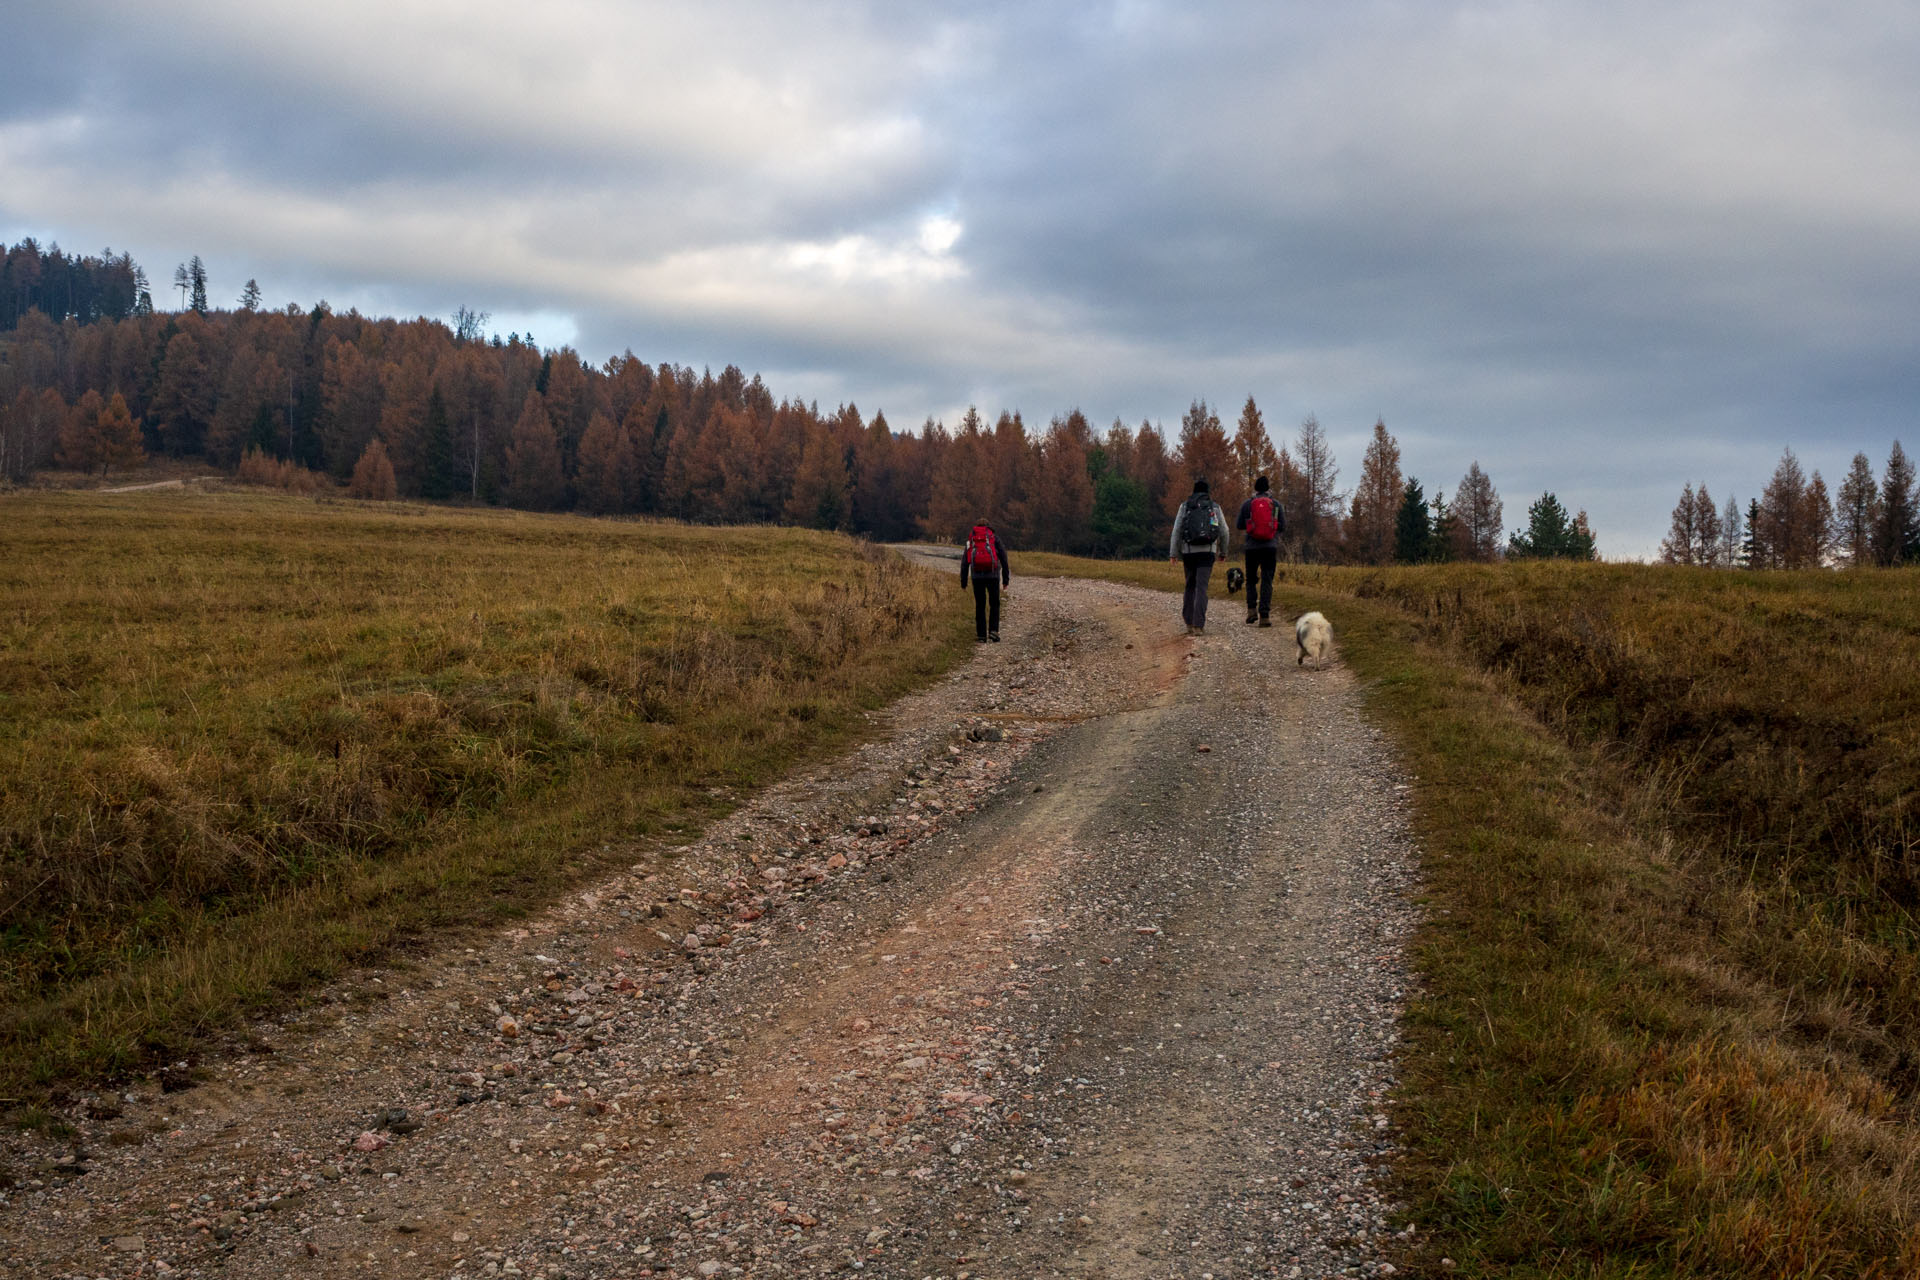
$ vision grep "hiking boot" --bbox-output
[988,631,1001,642]
[975,634,987,642]
[1245,612,1258,625]
[1258,617,1272,628]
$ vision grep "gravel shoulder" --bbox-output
[1,554,1419,1280]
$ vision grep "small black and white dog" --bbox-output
[1225,566,1246,594]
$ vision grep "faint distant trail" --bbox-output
[96,476,219,493]
[0,553,1419,1279]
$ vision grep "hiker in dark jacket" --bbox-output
[1235,475,1286,627]
[960,520,1012,642]
[1168,479,1228,635]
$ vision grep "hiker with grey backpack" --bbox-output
[1168,479,1228,635]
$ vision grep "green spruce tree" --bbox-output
[1509,492,1579,559]
[1394,477,1431,563]
[1429,489,1459,562]
[188,255,209,315]
[418,387,457,500]
[1877,441,1917,566]
[1091,471,1152,557]
[246,403,279,457]
[1741,498,1764,568]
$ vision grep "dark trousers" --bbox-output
[1244,547,1277,619]
[1181,553,1215,627]
[972,578,1001,637]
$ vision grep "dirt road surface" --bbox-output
[2,555,1420,1279]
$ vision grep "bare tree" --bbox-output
[1717,493,1741,568]
[1659,483,1700,564]
[1835,452,1880,567]
[453,305,491,345]
[1290,414,1341,562]
[1758,448,1812,568]
[1805,471,1835,567]
[1694,484,1723,564]
[1454,461,1503,561]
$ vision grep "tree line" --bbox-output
[1,238,152,333]
[1660,444,1919,568]
[0,237,1602,561]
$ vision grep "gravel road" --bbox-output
[1,555,1421,1280]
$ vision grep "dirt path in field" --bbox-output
[96,476,220,492]
[0,553,1420,1280]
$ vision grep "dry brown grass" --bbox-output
[0,490,967,1091]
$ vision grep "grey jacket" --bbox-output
[1169,495,1229,557]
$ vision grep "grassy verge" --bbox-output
[1029,552,1920,1275]
[0,491,970,1093]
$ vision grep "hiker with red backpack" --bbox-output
[1236,475,1286,627]
[960,520,1012,642]
[1168,479,1229,635]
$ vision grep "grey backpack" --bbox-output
[1179,496,1217,545]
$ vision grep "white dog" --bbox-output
[1294,611,1332,666]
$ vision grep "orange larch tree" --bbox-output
[1230,395,1279,517]
[55,389,107,473]
[504,390,565,511]
[348,438,399,500]
[785,428,850,530]
[574,411,627,515]
[1346,419,1403,565]
[1031,409,1096,554]
[1174,399,1232,518]
[95,392,145,476]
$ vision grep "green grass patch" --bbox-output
[1032,552,1920,1275]
[0,490,970,1093]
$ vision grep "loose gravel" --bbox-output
[0,557,1420,1280]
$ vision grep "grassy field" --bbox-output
[14,504,1919,1270]
[0,490,969,1094]
[1029,551,1920,1276]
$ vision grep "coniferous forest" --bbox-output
[2,234,1593,562]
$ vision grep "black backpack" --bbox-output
[1179,495,1217,545]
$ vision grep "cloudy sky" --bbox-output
[6,0,1918,555]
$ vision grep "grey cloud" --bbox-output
[5,0,1919,555]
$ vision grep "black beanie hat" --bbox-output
[1193,478,1209,493]
[1255,475,1270,492]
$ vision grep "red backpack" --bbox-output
[967,525,998,569]
[1248,495,1279,541]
